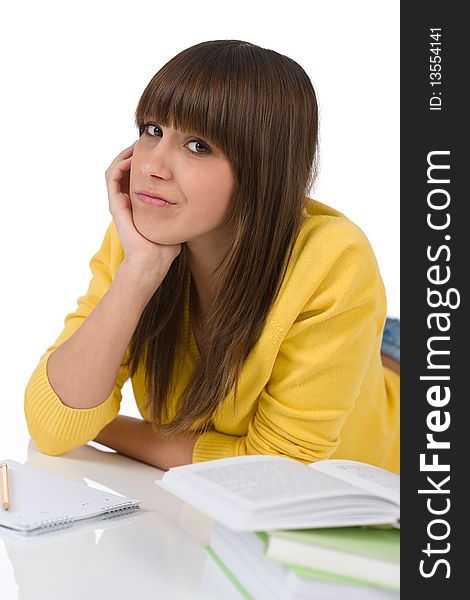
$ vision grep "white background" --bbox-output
[0,0,399,443]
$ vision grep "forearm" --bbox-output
[93,415,198,470]
[47,261,162,410]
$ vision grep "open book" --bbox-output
[158,455,400,532]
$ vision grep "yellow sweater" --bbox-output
[24,198,400,473]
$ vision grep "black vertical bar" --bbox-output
[401,3,466,596]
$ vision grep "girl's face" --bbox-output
[129,123,236,247]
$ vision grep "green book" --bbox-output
[205,524,399,599]
[264,527,400,591]
[257,532,381,586]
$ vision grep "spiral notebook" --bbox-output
[0,459,141,536]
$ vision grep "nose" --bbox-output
[141,139,172,180]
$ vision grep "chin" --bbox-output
[133,215,181,246]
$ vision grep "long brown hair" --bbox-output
[126,40,319,435]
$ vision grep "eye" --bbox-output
[186,140,211,155]
[139,123,211,155]
[139,124,160,137]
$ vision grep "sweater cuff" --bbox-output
[24,349,120,455]
[192,431,245,463]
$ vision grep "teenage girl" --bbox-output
[24,40,400,474]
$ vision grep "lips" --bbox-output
[137,191,176,204]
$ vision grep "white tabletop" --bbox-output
[0,434,244,600]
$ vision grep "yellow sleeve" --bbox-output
[24,221,129,456]
[193,220,386,463]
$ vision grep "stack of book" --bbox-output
[208,524,399,599]
[158,455,400,599]
[207,523,400,600]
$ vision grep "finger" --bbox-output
[107,145,134,168]
[114,156,133,177]
[107,164,133,207]
[107,179,122,208]
[115,156,133,170]
[106,156,132,181]
[108,170,129,195]
[106,143,136,171]
[122,141,137,154]
[108,150,134,174]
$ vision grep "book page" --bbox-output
[165,456,367,509]
[310,460,400,505]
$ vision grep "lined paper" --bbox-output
[0,460,141,535]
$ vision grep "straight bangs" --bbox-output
[134,42,245,163]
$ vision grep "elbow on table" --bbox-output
[32,442,69,457]
[24,379,108,458]
[29,435,85,457]
[24,418,85,457]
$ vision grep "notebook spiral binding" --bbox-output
[34,515,74,534]
[30,503,140,534]
[101,501,141,520]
